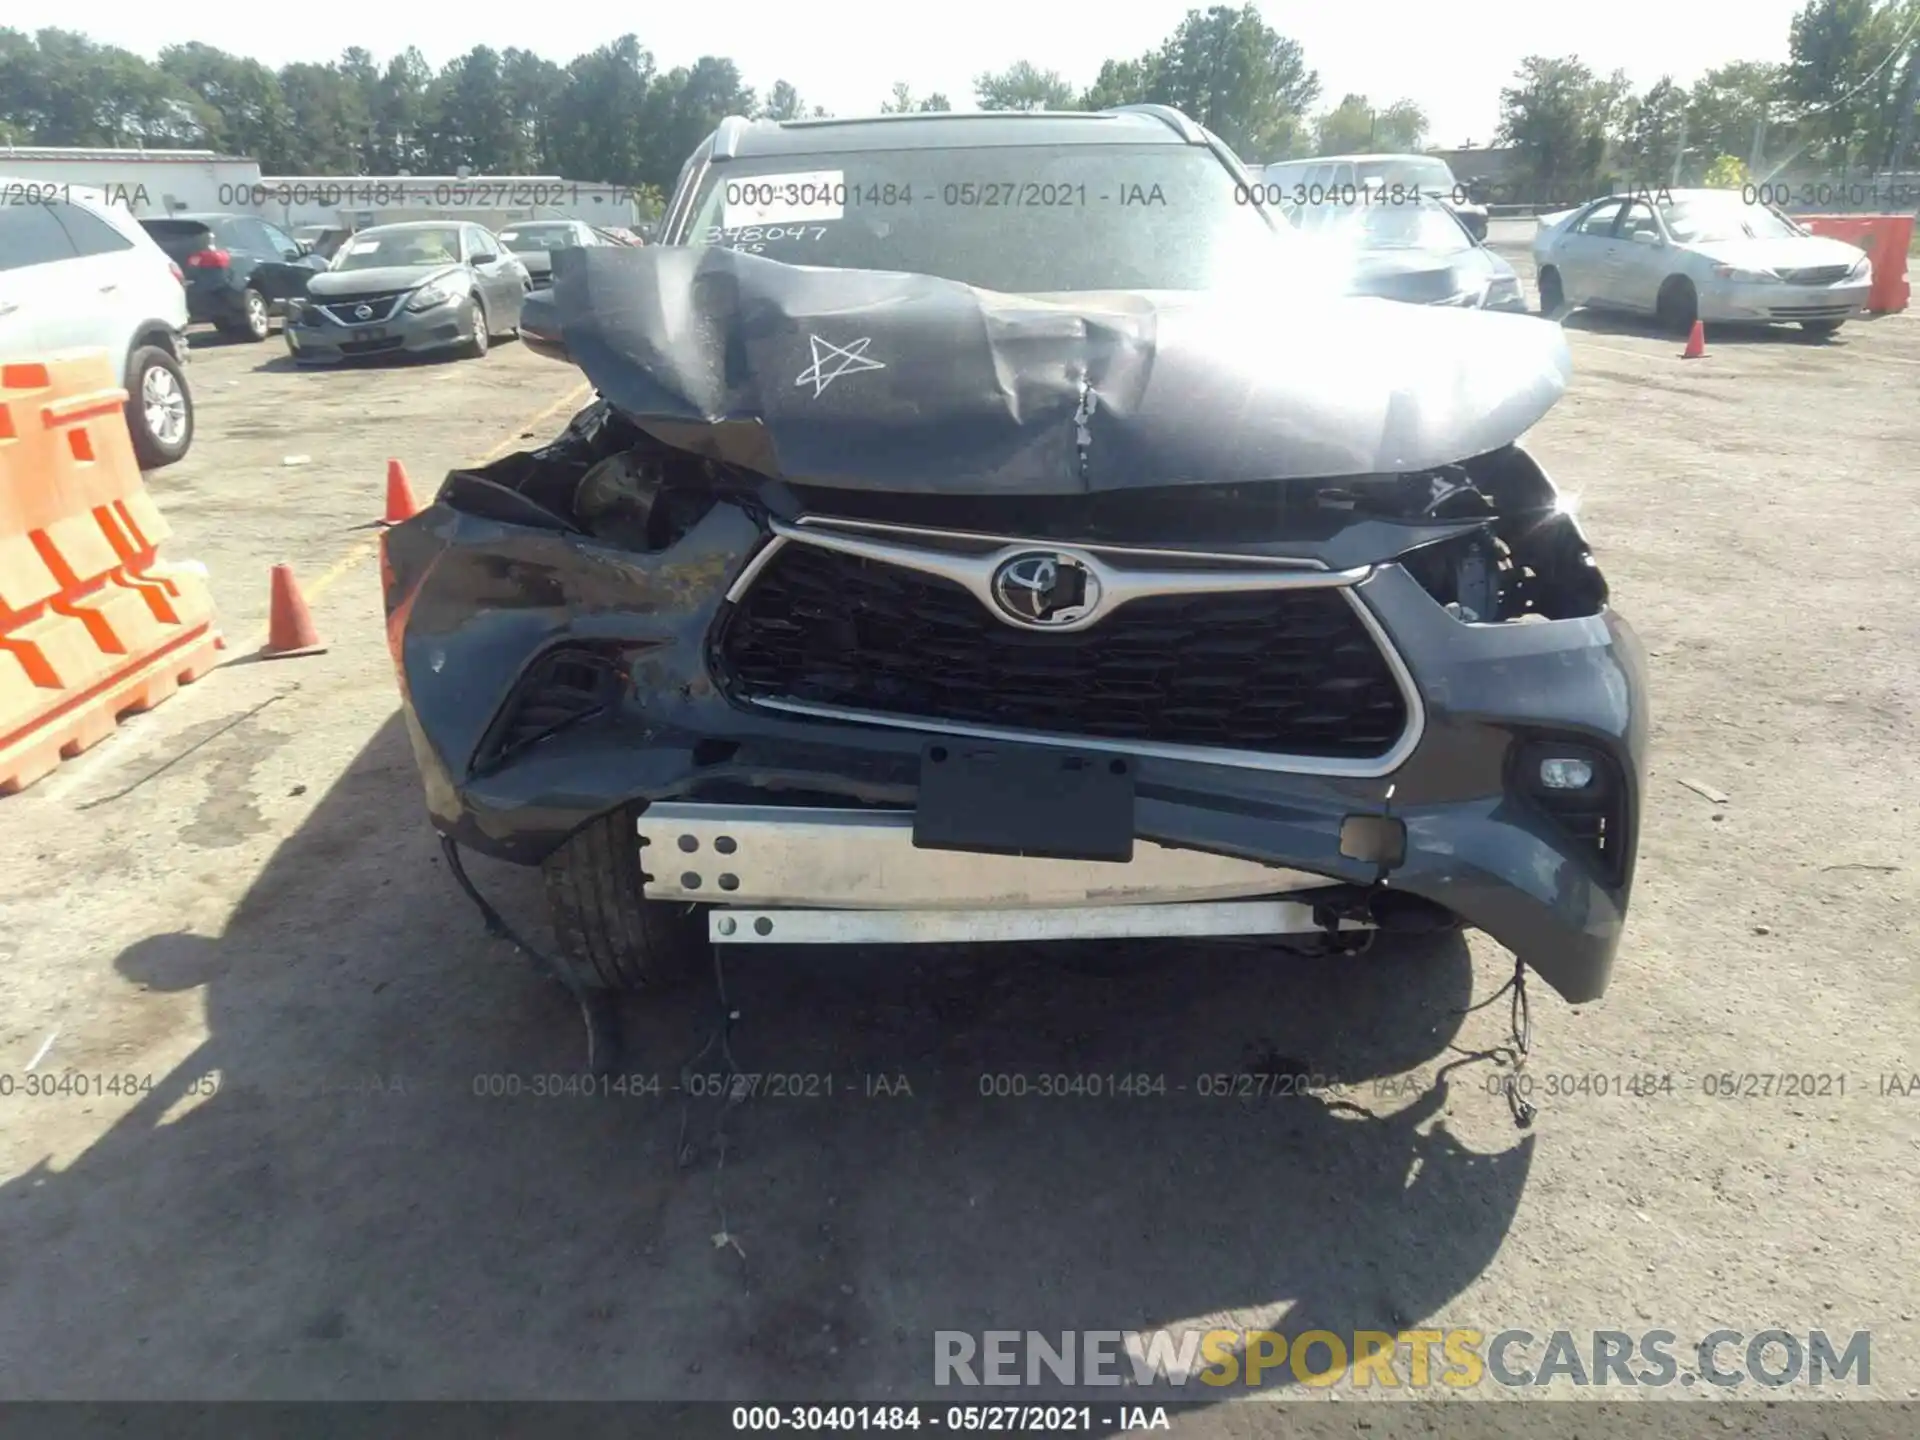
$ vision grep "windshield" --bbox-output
[1291,200,1472,252]
[1354,158,1457,192]
[684,143,1294,293]
[333,226,462,271]
[1660,198,1804,244]
[499,224,579,251]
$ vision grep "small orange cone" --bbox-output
[261,563,327,659]
[1682,319,1706,358]
[383,458,419,525]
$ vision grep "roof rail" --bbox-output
[710,114,758,161]
[1106,104,1206,142]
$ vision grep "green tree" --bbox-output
[158,42,297,168]
[876,83,952,113]
[1702,153,1751,187]
[1374,99,1428,151]
[423,46,523,172]
[1786,0,1883,167]
[1497,55,1628,200]
[641,56,754,190]
[975,60,1076,111]
[1685,61,1788,172]
[369,47,433,172]
[1618,76,1689,182]
[278,61,368,172]
[1313,94,1374,153]
[761,80,804,120]
[502,48,566,171]
[546,36,656,185]
[1074,5,1318,160]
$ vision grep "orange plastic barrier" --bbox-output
[0,352,221,794]
[1801,213,1912,313]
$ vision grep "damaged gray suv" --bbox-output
[383,106,1647,1033]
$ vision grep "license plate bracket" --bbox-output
[912,741,1135,862]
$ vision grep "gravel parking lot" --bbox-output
[1,293,1915,1426]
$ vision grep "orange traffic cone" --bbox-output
[261,563,327,659]
[383,458,419,525]
[1682,319,1706,358]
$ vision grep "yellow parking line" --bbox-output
[240,379,593,646]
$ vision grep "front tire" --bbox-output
[543,806,708,992]
[456,296,490,359]
[1537,265,1565,314]
[1656,276,1698,335]
[125,345,193,469]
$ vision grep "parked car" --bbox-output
[393,106,1644,1024]
[495,218,606,286]
[138,213,327,343]
[0,179,194,468]
[1532,188,1872,335]
[1260,153,1490,239]
[1289,193,1528,311]
[282,220,529,365]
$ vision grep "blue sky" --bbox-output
[13,0,1811,149]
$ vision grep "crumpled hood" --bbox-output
[539,245,1572,494]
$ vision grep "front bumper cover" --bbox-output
[287,296,475,363]
[383,488,1648,1005]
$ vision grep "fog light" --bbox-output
[1538,757,1594,790]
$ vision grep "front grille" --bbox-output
[1778,265,1855,285]
[714,541,1408,760]
[317,292,408,326]
[1356,268,1461,304]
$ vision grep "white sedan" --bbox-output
[1533,188,1872,335]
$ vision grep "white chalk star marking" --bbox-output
[795,334,886,397]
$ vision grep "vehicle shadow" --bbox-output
[254,339,523,377]
[0,713,1533,1403]
[1556,307,1849,345]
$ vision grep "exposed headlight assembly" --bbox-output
[406,274,466,312]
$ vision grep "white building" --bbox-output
[250,175,642,232]
[0,146,262,215]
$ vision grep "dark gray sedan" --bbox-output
[1290,197,1529,312]
[283,221,530,365]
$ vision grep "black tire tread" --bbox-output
[543,806,706,992]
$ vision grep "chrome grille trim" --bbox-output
[316,294,407,326]
[719,518,1425,779]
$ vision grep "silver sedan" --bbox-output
[1533,188,1872,335]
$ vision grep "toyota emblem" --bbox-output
[989,551,1102,629]
[354,304,373,320]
